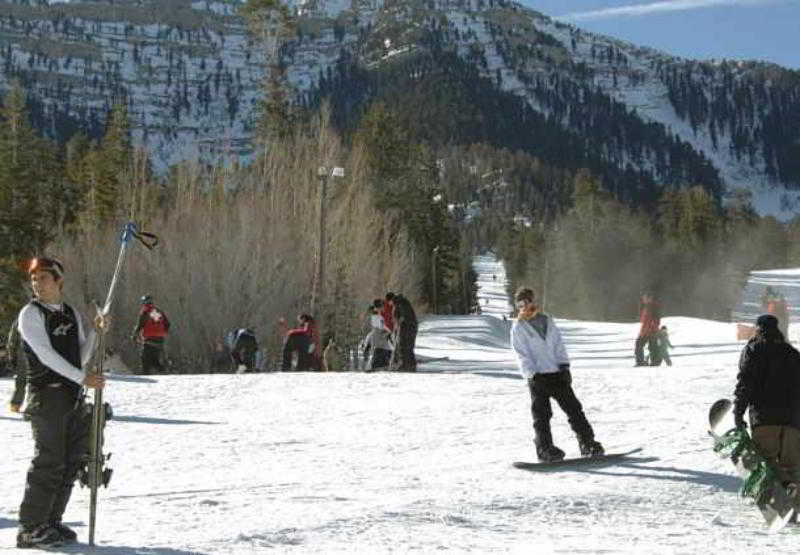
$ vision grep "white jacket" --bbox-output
[510,314,569,379]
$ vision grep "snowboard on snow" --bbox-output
[708,398,797,532]
[512,448,643,470]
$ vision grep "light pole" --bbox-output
[312,165,344,321]
[432,246,440,314]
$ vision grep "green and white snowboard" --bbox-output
[709,398,797,533]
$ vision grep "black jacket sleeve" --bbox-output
[733,342,761,422]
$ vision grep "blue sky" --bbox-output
[521,0,800,70]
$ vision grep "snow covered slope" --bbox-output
[2,256,799,552]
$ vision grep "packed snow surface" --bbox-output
[3,255,800,552]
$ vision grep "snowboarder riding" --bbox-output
[511,287,604,462]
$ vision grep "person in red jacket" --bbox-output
[281,314,319,371]
[380,294,395,335]
[634,293,660,366]
[131,295,170,374]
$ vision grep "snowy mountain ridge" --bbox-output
[1,0,798,214]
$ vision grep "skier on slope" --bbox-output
[131,295,170,374]
[733,314,800,485]
[511,287,604,462]
[15,257,109,549]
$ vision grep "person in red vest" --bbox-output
[131,295,170,374]
[634,292,660,366]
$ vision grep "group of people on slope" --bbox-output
[361,292,418,372]
[4,254,423,549]
[634,293,672,367]
[4,293,169,414]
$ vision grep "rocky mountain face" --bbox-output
[1,0,799,213]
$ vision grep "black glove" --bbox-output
[734,413,747,430]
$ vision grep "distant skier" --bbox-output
[651,325,673,367]
[733,314,800,484]
[511,287,604,462]
[635,292,660,367]
[131,294,170,374]
[15,257,108,549]
[388,292,417,372]
[230,327,258,373]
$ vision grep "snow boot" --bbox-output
[579,440,605,457]
[16,524,62,549]
[51,522,77,543]
[537,445,565,463]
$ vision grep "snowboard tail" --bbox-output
[513,448,643,470]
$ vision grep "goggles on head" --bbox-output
[29,257,64,279]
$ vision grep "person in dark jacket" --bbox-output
[388,292,417,372]
[230,328,258,373]
[15,257,108,549]
[131,295,170,374]
[733,314,800,484]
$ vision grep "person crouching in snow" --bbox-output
[511,287,604,462]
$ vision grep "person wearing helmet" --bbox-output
[131,295,170,374]
[15,256,108,548]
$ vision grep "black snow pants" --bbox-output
[140,338,165,374]
[19,385,90,529]
[368,348,392,371]
[395,321,418,372]
[282,333,312,371]
[528,370,595,454]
